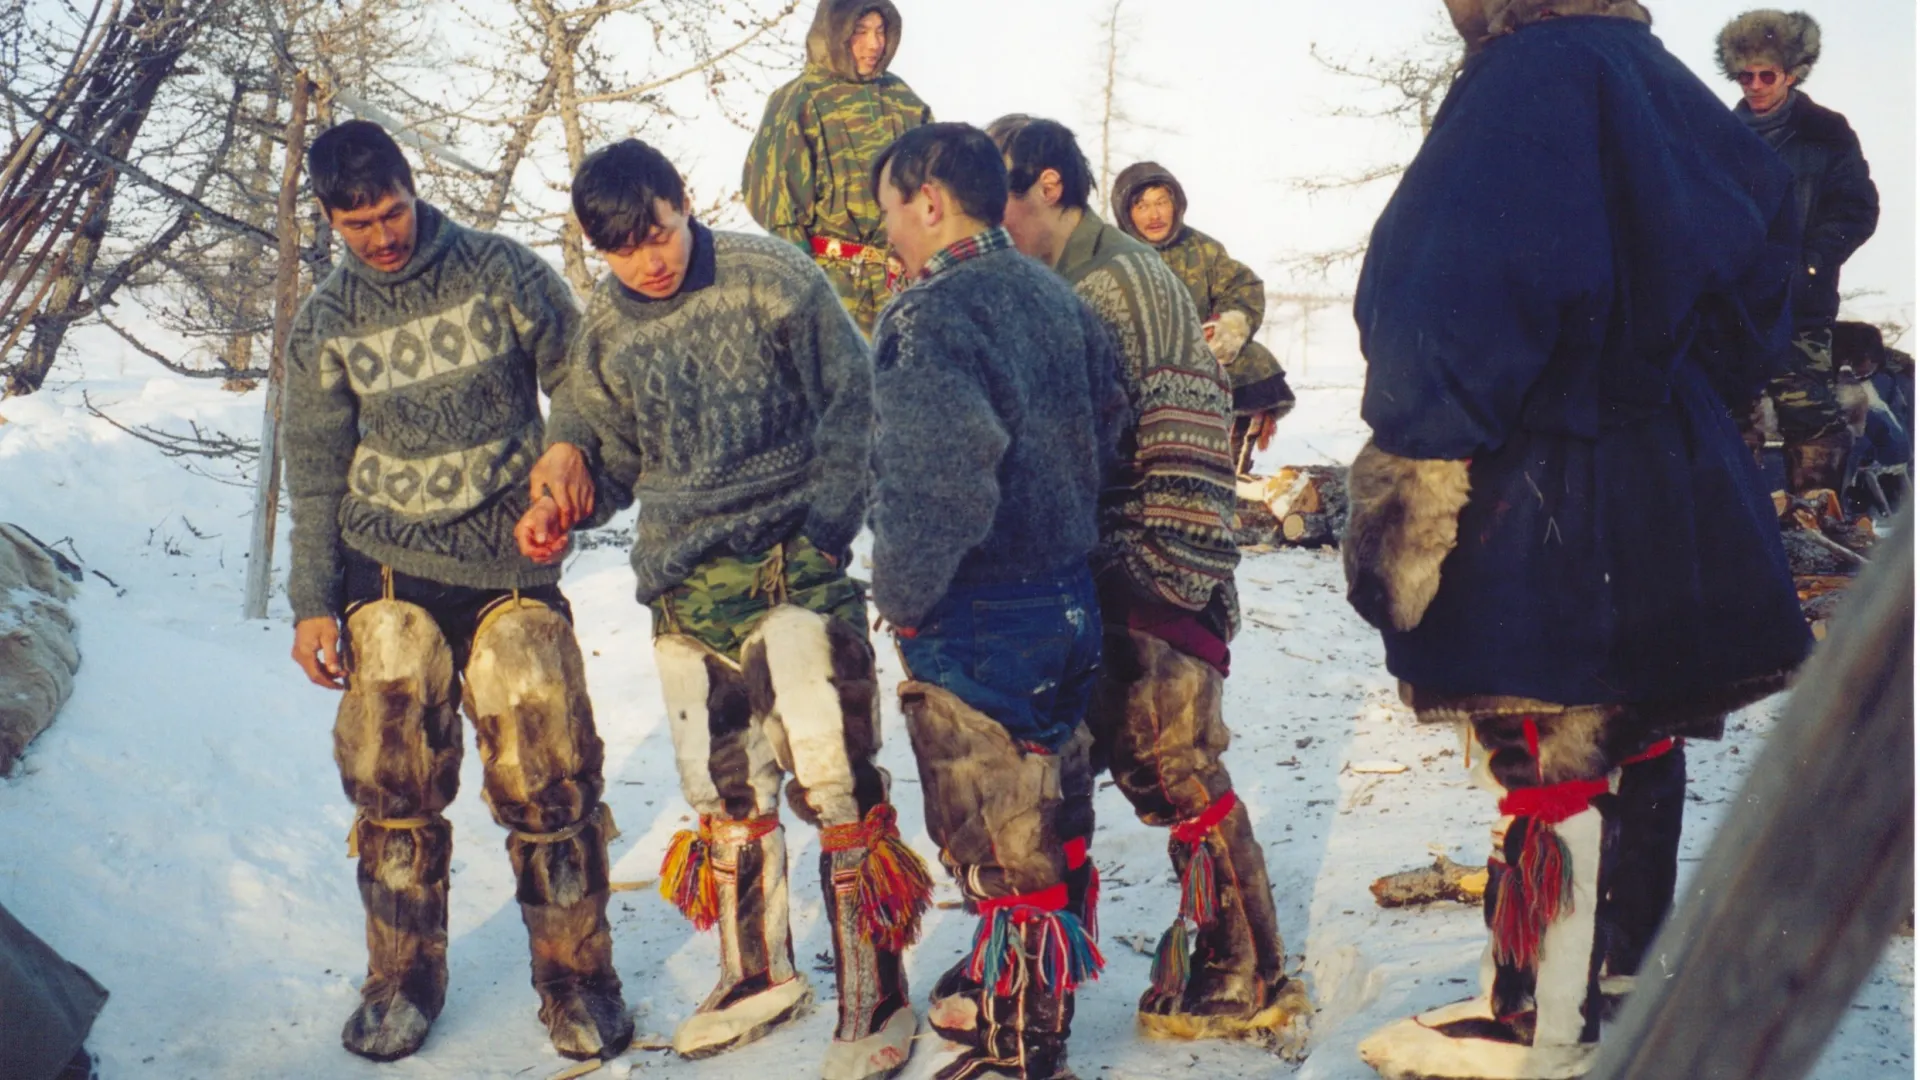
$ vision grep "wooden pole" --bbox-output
[242,72,310,620]
[1587,506,1914,1080]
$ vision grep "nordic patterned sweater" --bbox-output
[868,233,1128,628]
[282,202,580,622]
[1054,212,1242,632]
[543,224,873,606]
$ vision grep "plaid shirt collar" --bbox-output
[917,226,1015,283]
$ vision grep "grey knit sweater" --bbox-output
[868,238,1127,628]
[282,202,580,621]
[544,224,873,604]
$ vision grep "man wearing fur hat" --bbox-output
[975,114,1310,1050]
[1719,9,1880,496]
[1344,2,1813,1077]
[1111,161,1296,475]
[283,120,632,1064]
[520,138,930,1079]
[744,1,933,334]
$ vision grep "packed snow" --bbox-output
[0,335,1909,1079]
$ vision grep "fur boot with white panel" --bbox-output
[654,602,928,1080]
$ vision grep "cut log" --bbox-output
[1236,465,1349,548]
[1370,855,1488,908]
[1281,511,1338,548]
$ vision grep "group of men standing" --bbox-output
[277,2,1877,1080]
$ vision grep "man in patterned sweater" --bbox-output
[743,0,933,334]
[971,115,1308,1048]
[517,137,929,1080]
[282,120,632,1063]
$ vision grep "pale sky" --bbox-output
[656,0,1915,378]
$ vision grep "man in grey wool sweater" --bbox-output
[518,137,929,1080]
[281,120,631,1063]
[868,121,1126,1080]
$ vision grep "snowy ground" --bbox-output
[0,350,1910,1079]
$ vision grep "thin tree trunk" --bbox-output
[6,0,196,395]
[243,73,311,620]
[475,66,560,231]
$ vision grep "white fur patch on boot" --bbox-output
[821,1003,916,1080]
[926,991,979,1041]
[1357,998,1595,1080]
[673,975,814,1059]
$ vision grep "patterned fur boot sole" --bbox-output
[1358,997,1595,1080]
[673,976,814,1059]
[1136,976,1311,1058]
[821,1004,918,1080]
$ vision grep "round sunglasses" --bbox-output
[1738,70,1784,87]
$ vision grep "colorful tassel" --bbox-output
[1489,817,1576,970]
[1178,844,1219,929]
[841,806,934,951]
[659,824,719,931]
[1148,920,1191,997]
[962,899,1106,1001]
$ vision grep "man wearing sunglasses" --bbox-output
[1719,9,1880,499]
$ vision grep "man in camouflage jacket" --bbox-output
[744,0,933,334]
[1113,161,1295,474]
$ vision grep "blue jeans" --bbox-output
[895,565,1102,751]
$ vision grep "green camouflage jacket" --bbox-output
[743,1,931,252]
[1112,161,1288,410]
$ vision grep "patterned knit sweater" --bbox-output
[544,225,873,605]
[282,202,580,621]
[868,233,1126,628]
[1054,212,1242,632]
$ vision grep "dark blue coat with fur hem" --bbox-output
[1353,16,1812,710]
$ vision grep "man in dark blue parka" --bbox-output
[1342,1,1814,1076]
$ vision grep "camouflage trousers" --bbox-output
[647,535,867,662]
[1767,327,1846,442]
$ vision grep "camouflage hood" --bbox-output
[804,0,902,83]
[1110,161,1187,250]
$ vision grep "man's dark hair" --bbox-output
[985,115,1092,212]
[307,120,416,213]
[571,138,689,252]
[870,123,1008,227]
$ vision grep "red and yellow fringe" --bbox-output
[821,804,933,952]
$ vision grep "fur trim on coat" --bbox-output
[1481,0,1651,40]
[1341,440,1472,634]
[1717,10,1820,82]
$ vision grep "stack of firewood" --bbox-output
[1235,465,1349,549]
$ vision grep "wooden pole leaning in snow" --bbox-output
[1587,505,1914,1080]
[243,75,312,620]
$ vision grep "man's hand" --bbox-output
[515,494,572,565]
[293,615,347,690]
[528,442,593,531]
[1205,311,1251,366]
[1247,409,1280,454]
